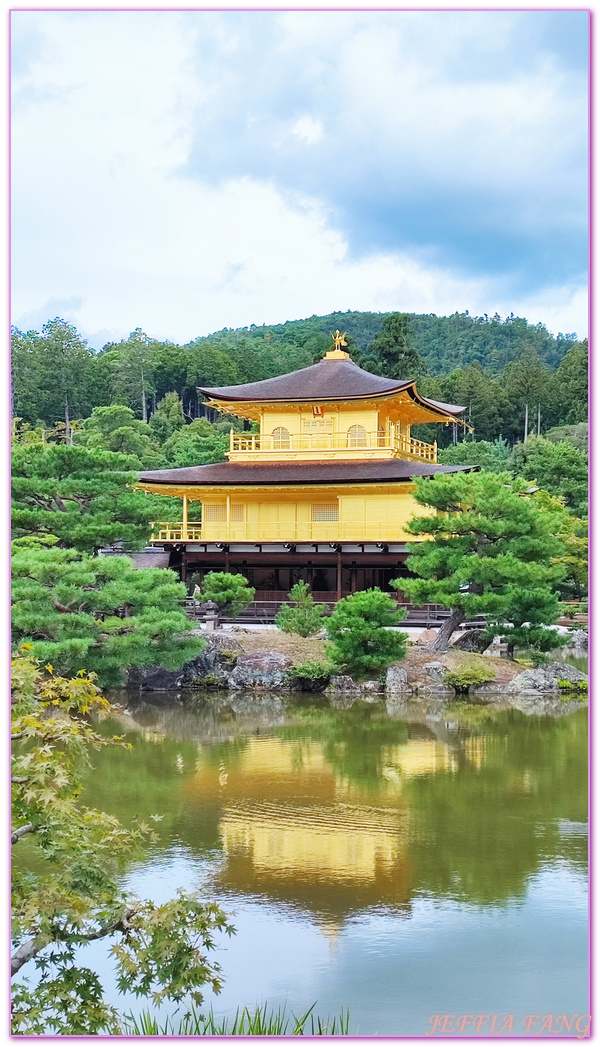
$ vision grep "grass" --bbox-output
[123,1002,351,1035]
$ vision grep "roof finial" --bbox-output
[324,330,350,360]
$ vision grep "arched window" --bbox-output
[272,426,291,449]
[347,424,367,448]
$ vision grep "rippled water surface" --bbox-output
[79,694,588,1035]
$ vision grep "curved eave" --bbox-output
[203,382,468,427]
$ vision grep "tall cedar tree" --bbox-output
[11,651,232,1034]
[365,312,425,378]
[11,444,165,552]
[11,540,205,687]
[397,472,566,653]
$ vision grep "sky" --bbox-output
[11,10,589,349]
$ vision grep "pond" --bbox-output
[77,692,588,1036]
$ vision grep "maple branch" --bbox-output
[11,907,137,976]
[11,823,35,845]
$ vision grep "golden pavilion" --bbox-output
[138,335,472,606]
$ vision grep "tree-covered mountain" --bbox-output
[11,311,586,450]
[193,309,579,374]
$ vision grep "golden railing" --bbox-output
[150,521,203,542]
[229,430,437,461]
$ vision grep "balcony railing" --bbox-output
[151,521,203,542]
[229,430,437,461]
[150,521,429,544]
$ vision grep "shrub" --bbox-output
[529,650,551,667]
[325,589,408,680]
[288,660,333,691]
[444,664,496,695]
[275,582,327,637]
[197,572,255,620]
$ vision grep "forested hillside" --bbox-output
[12,310,587,451]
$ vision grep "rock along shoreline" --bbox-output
[125,631,587,716]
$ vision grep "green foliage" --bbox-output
[11,443,166,553]
[444,664,496,695]
[12,319,99,430]
[11,651,233,1034]
[439,362,510,442]
[124,1002,351,1035]
[528,650,551,667]
[197,572,255,620]
[74,405,164,467]
[98,329,157,420]
[553,339,588,424]
[11,541,205,687]
[362,312,425,378]
[148,392,186,444]
[14,312,584,446]
[545,421,588,452]
[532,490,588,599]
[275,582,327,637]
[288,660,333,690]
[325,589,408,679]
[399,471,567,654]
[439,437,511,472]
[162,418,229,466]
[556,678,587,702]
[509,436,588,517]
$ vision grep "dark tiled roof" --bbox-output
[422,396,467,415]
[200,358,413,402]
[139,460,477,487]
[200,357,466,416]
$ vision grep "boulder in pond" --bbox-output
[126,665,185,692]
[386,664,409,692]
[424,661,447,682]
[182,634,243,687]
[506,661,587,697]
[329,675,361,693]
[228,650,293,690]
[566,629,588,650]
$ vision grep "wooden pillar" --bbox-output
[226,494,231,537]
[351,562,357,594]
[336,549,342,601]
[182,494,188,541]
[224,547,230,573]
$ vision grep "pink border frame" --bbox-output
[8,7,592,1040]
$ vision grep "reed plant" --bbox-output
[123,1001,351,1035]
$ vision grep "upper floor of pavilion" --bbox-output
[200,336,467,465]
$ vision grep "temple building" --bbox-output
[137,335,473,608]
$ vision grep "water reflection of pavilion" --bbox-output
[184,734,478,925]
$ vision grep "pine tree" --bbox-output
[196,572,255,622]
[396,472,566,654]
[11,444,166,552]
[275,581,326,637]
[325,589,408,678]
[11,539,204,687]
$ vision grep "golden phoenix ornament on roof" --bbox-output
[332,330,348,350]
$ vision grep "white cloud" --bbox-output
[11,11,588,347]
[291,115,324,146]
